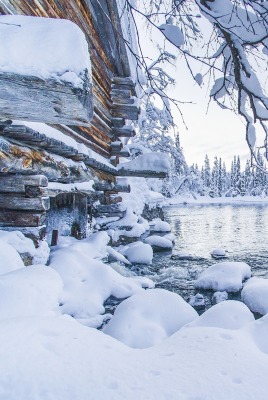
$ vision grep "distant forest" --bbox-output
[188,154,268,197]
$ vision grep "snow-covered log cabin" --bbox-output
[0,0,168,245]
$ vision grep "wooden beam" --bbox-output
[111,148,130,157]
[111,104,139,120]
[111,118,125,128]
[0,71,93,126]
[0,174,48,193]
[112,126,136,138]
[116,168,168,178]
[0,211,46,227]
[0,194,50,211]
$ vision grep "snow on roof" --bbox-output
[118,153,171,173]
[0,15,91,88]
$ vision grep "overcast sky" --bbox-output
[170,60,251,170]
[137,9,253,171]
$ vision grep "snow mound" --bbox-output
[241,277,268,315]
[122,241,153,265]
[0,240,24,275]
[195,261,251,292]
[0,265,62,319]
[0,15,91,88]
[49,234,154,321]
[103,288,198,348]
[144,235,173,251]
[0,230,36,256]
[185,300,254,330]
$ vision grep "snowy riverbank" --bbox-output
[167,194,268,206]
[1,228,268,399]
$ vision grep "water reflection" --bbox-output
[149,204,268,310]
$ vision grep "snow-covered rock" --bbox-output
[195,261,251,292]
[144,235,173,251]
[241,277,268,315]
[185,300,254,330]
[212,291,229,304]
[122,241,153,264]
[211,248,227,259]
[150,219,171,232]
[103,288,198,348]
[189,293,205,309]
[163,232,176,243]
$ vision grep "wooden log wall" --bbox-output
[0,0,139,162]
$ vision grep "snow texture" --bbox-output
[0,240,24,275]
[0,15,91,88]
[195,261,251,292]
[185,300,254,330]
[103,288,198,348]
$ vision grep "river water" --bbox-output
[125,203,268,312]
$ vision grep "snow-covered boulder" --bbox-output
[150,219,171,232]
[241,277,268,315]
[189,293,205,309]
[0,265,63,319]
[212,291,228,304]
[122,241,153,264]
[185,300,254,330]
[211,248,227,259]
[144,235,173,251]
[163,232,176,243]
[195,262,251,292]
[103,288,198,348]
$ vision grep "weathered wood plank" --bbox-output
[93,182,114,191]
[110,88,131,99]
[0,72,93,126]
[0,142,97,183]
[112,126,136,138]
[111,97,135,105]
[111,104,140,120]
[111,148,130,158]
[0,194,50,211]
[0,211,46,227]
[0,174,48,193]
[111,118,126,128]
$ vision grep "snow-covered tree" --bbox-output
[123,0,268,166]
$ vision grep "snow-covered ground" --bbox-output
[1,229,268,399]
